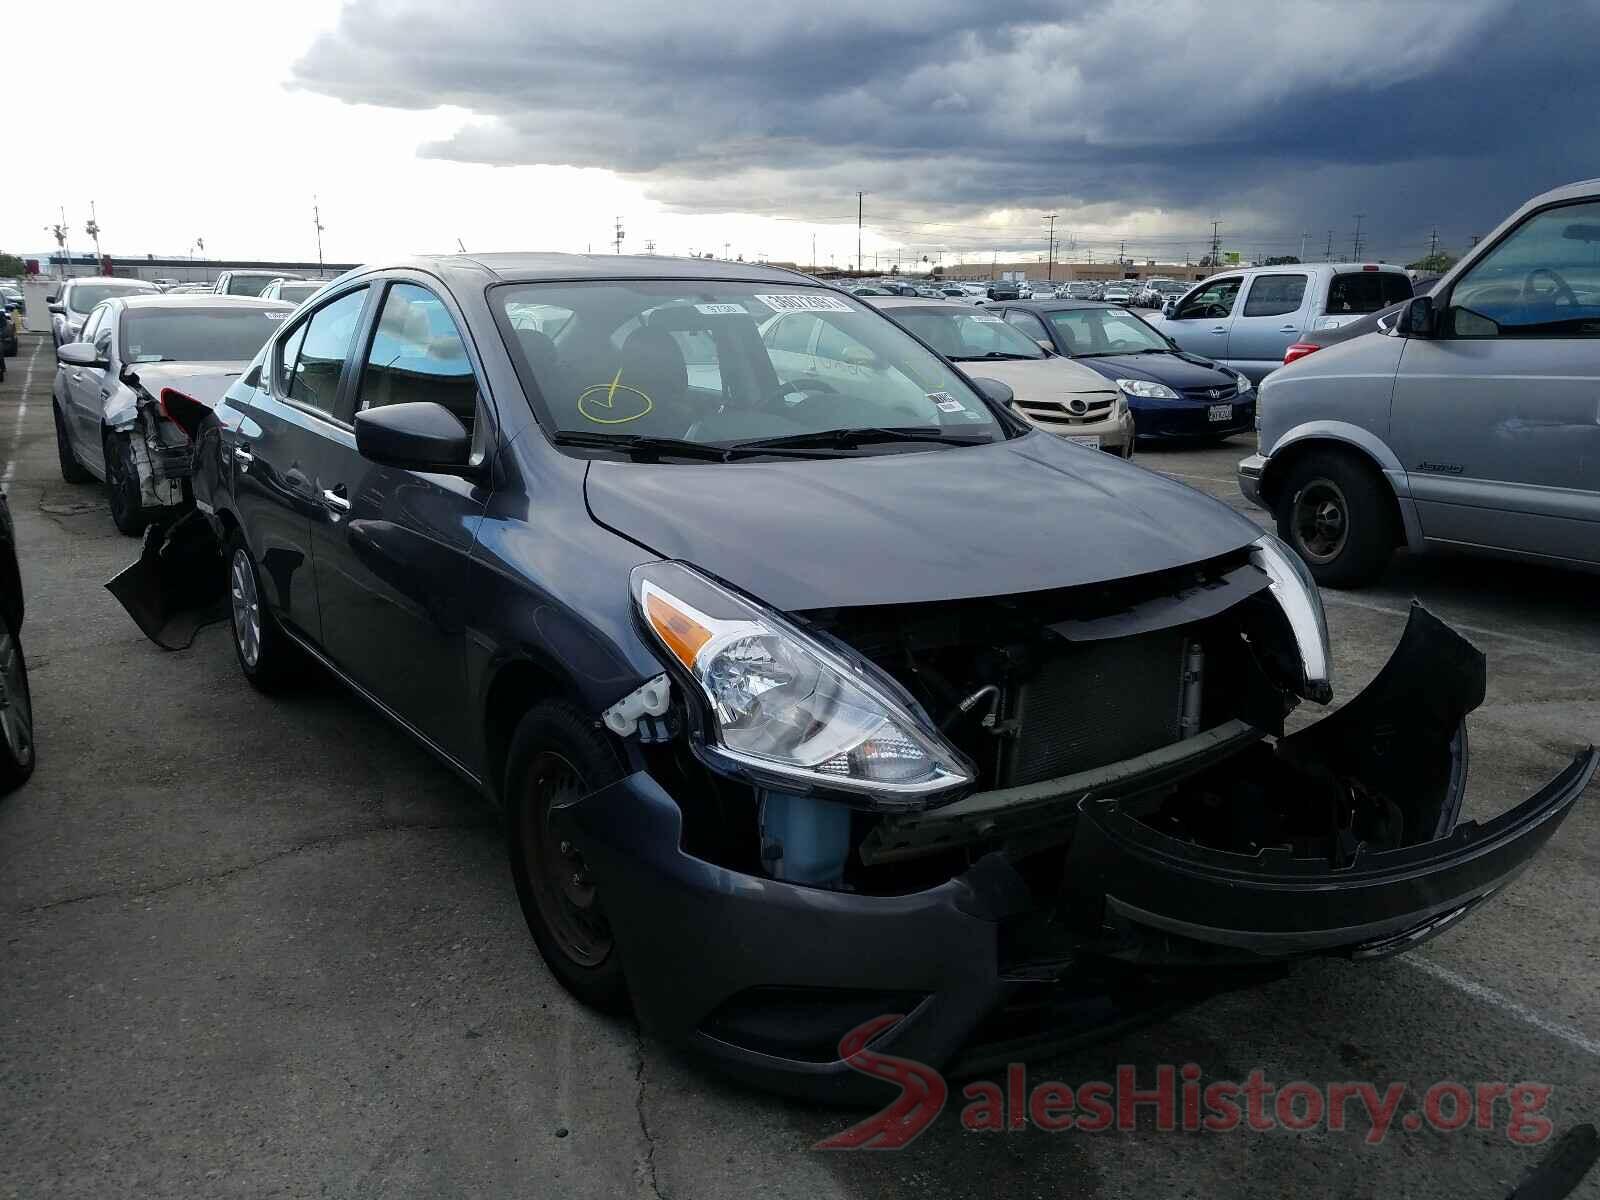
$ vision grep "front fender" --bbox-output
[1261,420,1423,552]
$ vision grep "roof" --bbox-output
[62,276,158,289]
[116,295,297,311]
[385,252,819,286]
[1001,299,1118,312]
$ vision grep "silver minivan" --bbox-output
[1160,262,1412,382]
[1238,177,1600,586]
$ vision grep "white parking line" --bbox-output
[1320,590,1600,658]
[1403,955,1600,1060]
[2,339,40,484]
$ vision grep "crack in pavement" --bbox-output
[10,819,489,916]
[635,1022,664,1200]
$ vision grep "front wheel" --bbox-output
[505,701,630,1013]
[0,613,36,795]
[225,531,300,691]
[104,432,147,536]
[1274,450,1395,588]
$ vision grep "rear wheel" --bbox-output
[54,404,90,483]
[0,614,36,795]
[1274,450,1395,588]
[505,701,630,1013]
[104,432,147,536]
[225,530,299,691]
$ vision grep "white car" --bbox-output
[866,297,1134,456]
[48,277,160,348]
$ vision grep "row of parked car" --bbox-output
[10,178,1592,1103]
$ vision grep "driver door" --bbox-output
[1388,198,1600,565]
[1162,275,1243,360]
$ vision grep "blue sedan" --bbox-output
[990,300,1256,440]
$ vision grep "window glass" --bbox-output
[277,282,322,304]
[1242,274,1308,317]
[1046,307,1170,355]
[1325,271,1412,315]
[767,315,818,355]
[275,322,306,396]
[67,283,154,314]
[1175,277,1242,320]
[226,274,280,297]
[120,308,291,363]
[287,287,367,414]
[1448,200,1600,337]
[359,283,477,429]
[78,304,107,347]
[492,281,1004,446]
[1002,310,1050,342]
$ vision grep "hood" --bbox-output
[584,430,1260,611]
[952,355,1114,398]
[1072,351,1237,390]
[126,361,250,409]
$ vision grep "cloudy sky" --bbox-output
[6,0,1598,272]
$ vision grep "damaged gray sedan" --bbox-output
[105,256,1595,1103]
[52,295,294,534]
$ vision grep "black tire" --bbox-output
[505,701,630,1013]
[54,404,91,483]
[1274,449,1395,588]
[224,529,299,691]
[0,613,36,796]
[104,432,147,536]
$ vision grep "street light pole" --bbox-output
[313,196,326,276]
[856,191,864,274]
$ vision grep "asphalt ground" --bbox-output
[1,329,1596,1198]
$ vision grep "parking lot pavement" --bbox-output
[1,333,1595,1198]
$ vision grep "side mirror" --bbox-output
[354,401,472,472]
[1035,338,1054,353]
[1161,301,1177,318]
[1397,295,1435,337]
[48,303,65,316]
[968,376,1015,410]
[57,342,106,369]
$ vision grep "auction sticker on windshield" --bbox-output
[754,293,853,313]
[928,391,966,413]
[695,303,746,316]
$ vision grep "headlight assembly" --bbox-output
[631,561,972,809]
[1115,378,1180,400]
[1233,372,1254,394]
[1250,533,1332,704]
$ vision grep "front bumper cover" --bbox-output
[565,610,1593,1101]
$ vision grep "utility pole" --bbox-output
[1427,225,1439,264]
[1118,239,1127,267]
[48,208,69,280]
[1044,213,1058,281]
[1469,234,1482,248]
[614,217,626,255]
[1352,214,1365,260]
[1298,231,1308,261]
[723,241,731,261]
[1325,229,1334,261]
[644,239,656,255]
[85,201,102,264]
[1209,219,1221,266]
[812,233,817,271]
[856,191,864,273]
[313,195,326,276]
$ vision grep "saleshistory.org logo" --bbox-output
[815,1016,1555,1151]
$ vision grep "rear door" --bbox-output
[1162,275,1242,361]
[1226,271,1309,377]
[232,284,373,643]
[65,303,113,468]
[1388,199,1600,564]
[308,277,493,763]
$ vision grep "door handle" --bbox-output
[321,487,351,513]
[1210,326,1227,334]
[233,446,254,468]
[1278,324,1299,333]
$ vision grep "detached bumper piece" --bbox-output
[567,605,1591,1100]
[104,510,227,650]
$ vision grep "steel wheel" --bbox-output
[0,623,33,770]
[230,547,261,669]
[520,750,612,968]
[1290,476,1349,564]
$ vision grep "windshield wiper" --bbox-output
[727,426,991,453]
[948,351,1038,361]
[551,430,736,461]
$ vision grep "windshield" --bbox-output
[120,307,290,363]
[1047,306,1171,355]
[492,280,1004,451]
[888,305,1048,360]
[68,283,154,314]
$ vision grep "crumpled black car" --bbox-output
[109,254,1595,1101]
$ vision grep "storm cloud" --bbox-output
[293,0,1600,261]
